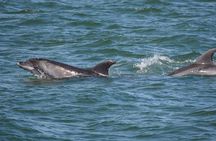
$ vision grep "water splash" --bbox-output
[134,55,174,73]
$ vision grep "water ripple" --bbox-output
[1,0,216,141]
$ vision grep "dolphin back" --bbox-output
[169,48,216,76]
[195,48,216,64]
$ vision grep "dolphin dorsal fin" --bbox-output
[92,61,116,76]
[195,48,216,64]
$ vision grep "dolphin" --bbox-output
[168,48,216,76]
[17,58,116,79]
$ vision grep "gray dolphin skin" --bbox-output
[168,48,216,76]
[17,58,116,79]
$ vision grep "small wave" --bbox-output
[134,55,173,73]
[68,20,102,27]
[134,7,162,14]
[176,59,195,64]
[5,9,40,14]
[19,18,48,26]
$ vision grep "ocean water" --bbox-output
[1,0,216,140]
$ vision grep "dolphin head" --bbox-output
[17,59,48,78]
[17,60,35,71]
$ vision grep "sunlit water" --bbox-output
[1,0,216,141]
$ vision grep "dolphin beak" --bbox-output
[16,61,34,71]
[17,61,26,69]
[16,62,22,67]
[17,61,26,68]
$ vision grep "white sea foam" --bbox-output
[134,55,174,72]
